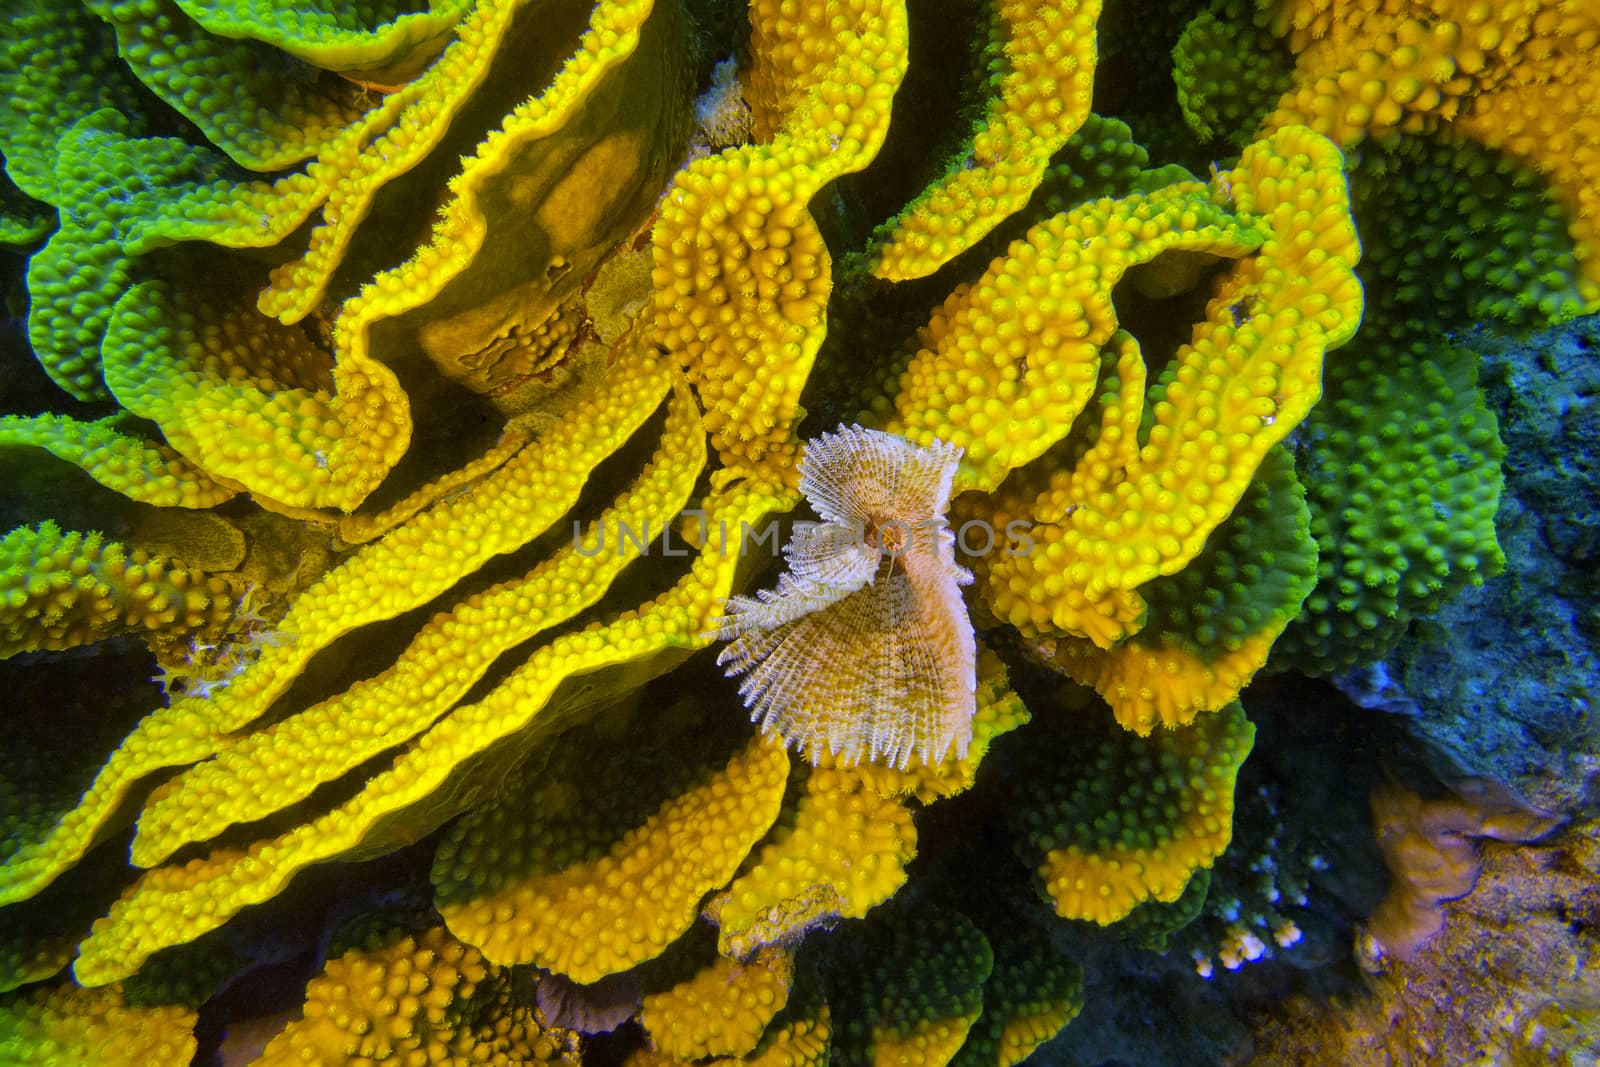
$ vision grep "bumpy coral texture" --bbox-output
[1166,0,1597,674]
[1,0,1572,1060]
[0,980,196,1066]
[1259,0,1600,305]
[1014,701,1257,925]
[865,0,1104,280]
[637,944,795,1060]
[431,707,790,983]
[704,650,1026,962]
[0,522,235,658]
[252,922,581,1066]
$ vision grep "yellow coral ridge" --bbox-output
[996,995,1082,1067]
[876,1017,979,1067]
[868,0,1102,280]
[652,0,908,478]
[953,925,1085,1067]
[1036,445,1316,734]
[628,968,829,1067]
[639,947,794,1060]
[251,924,579,1067]
[1036,703,1255,925]
[0,415,235,510]
[173,0,472,81]
[1050,629,1279,736]
[0,911,73,995]
[740,993,830,1067]
[1,800,137,993]
[1261,0,1600,303]
[101,281,366,511]
[0,979,196,1067]
[85,0,361,173]
[70,482,786,985]
[0,522,234,659]
[130,379,705,867]
[1455,73,1599,304]
[432,730,789,984]
[257,0,529,321]
[335,427,532,545]
[883,184,1266,496]
[71,136,410,511]
[975,126,1361,648]
[0,345,670,909]
[303,0,684,445]
[379,0,686,404]
[705,763,917,961]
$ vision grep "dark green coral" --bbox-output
[1279,341,1506,675]
[1012,702,1256,861]
[1171,1,1293,148]
[1349,136,1590,336]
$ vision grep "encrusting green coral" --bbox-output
[0,0,1593,1061]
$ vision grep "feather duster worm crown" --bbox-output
[714,424,977,768]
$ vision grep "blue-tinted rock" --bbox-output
[1336,314,1600,813]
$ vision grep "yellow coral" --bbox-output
[882,183,1267,498]
[652,0,908,478]
[0,979,196,1066]
[176,0,471,84]
[78,0,685,515]
[431,725,789,984]
[333,425,533,546]
[966,125,1361,651]
[257,0,536,322]
[251,923,579,1067]
[705,763,917,961]
[0,522,235,658]
[628,965,830,1067]
[830,904,993,1067]
[0,415,235,510]
[1038,445,1318,734]
[867,0,1103,280]
[638,946,794,1060]
[69,470,788,986]
[0,0,1381,1047]
[339,0,686,408]
[741,998,831,1067]
[704,652,1027,960]
[1261,0,1600,303]
[954,925,1085,1067]
[103,281,357,512]
[129,368,703,868]
[1027,702,1255,925]
[0,340,676,912]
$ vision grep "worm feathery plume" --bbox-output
[715,425,976,768]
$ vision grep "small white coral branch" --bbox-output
[714,424,977,769]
